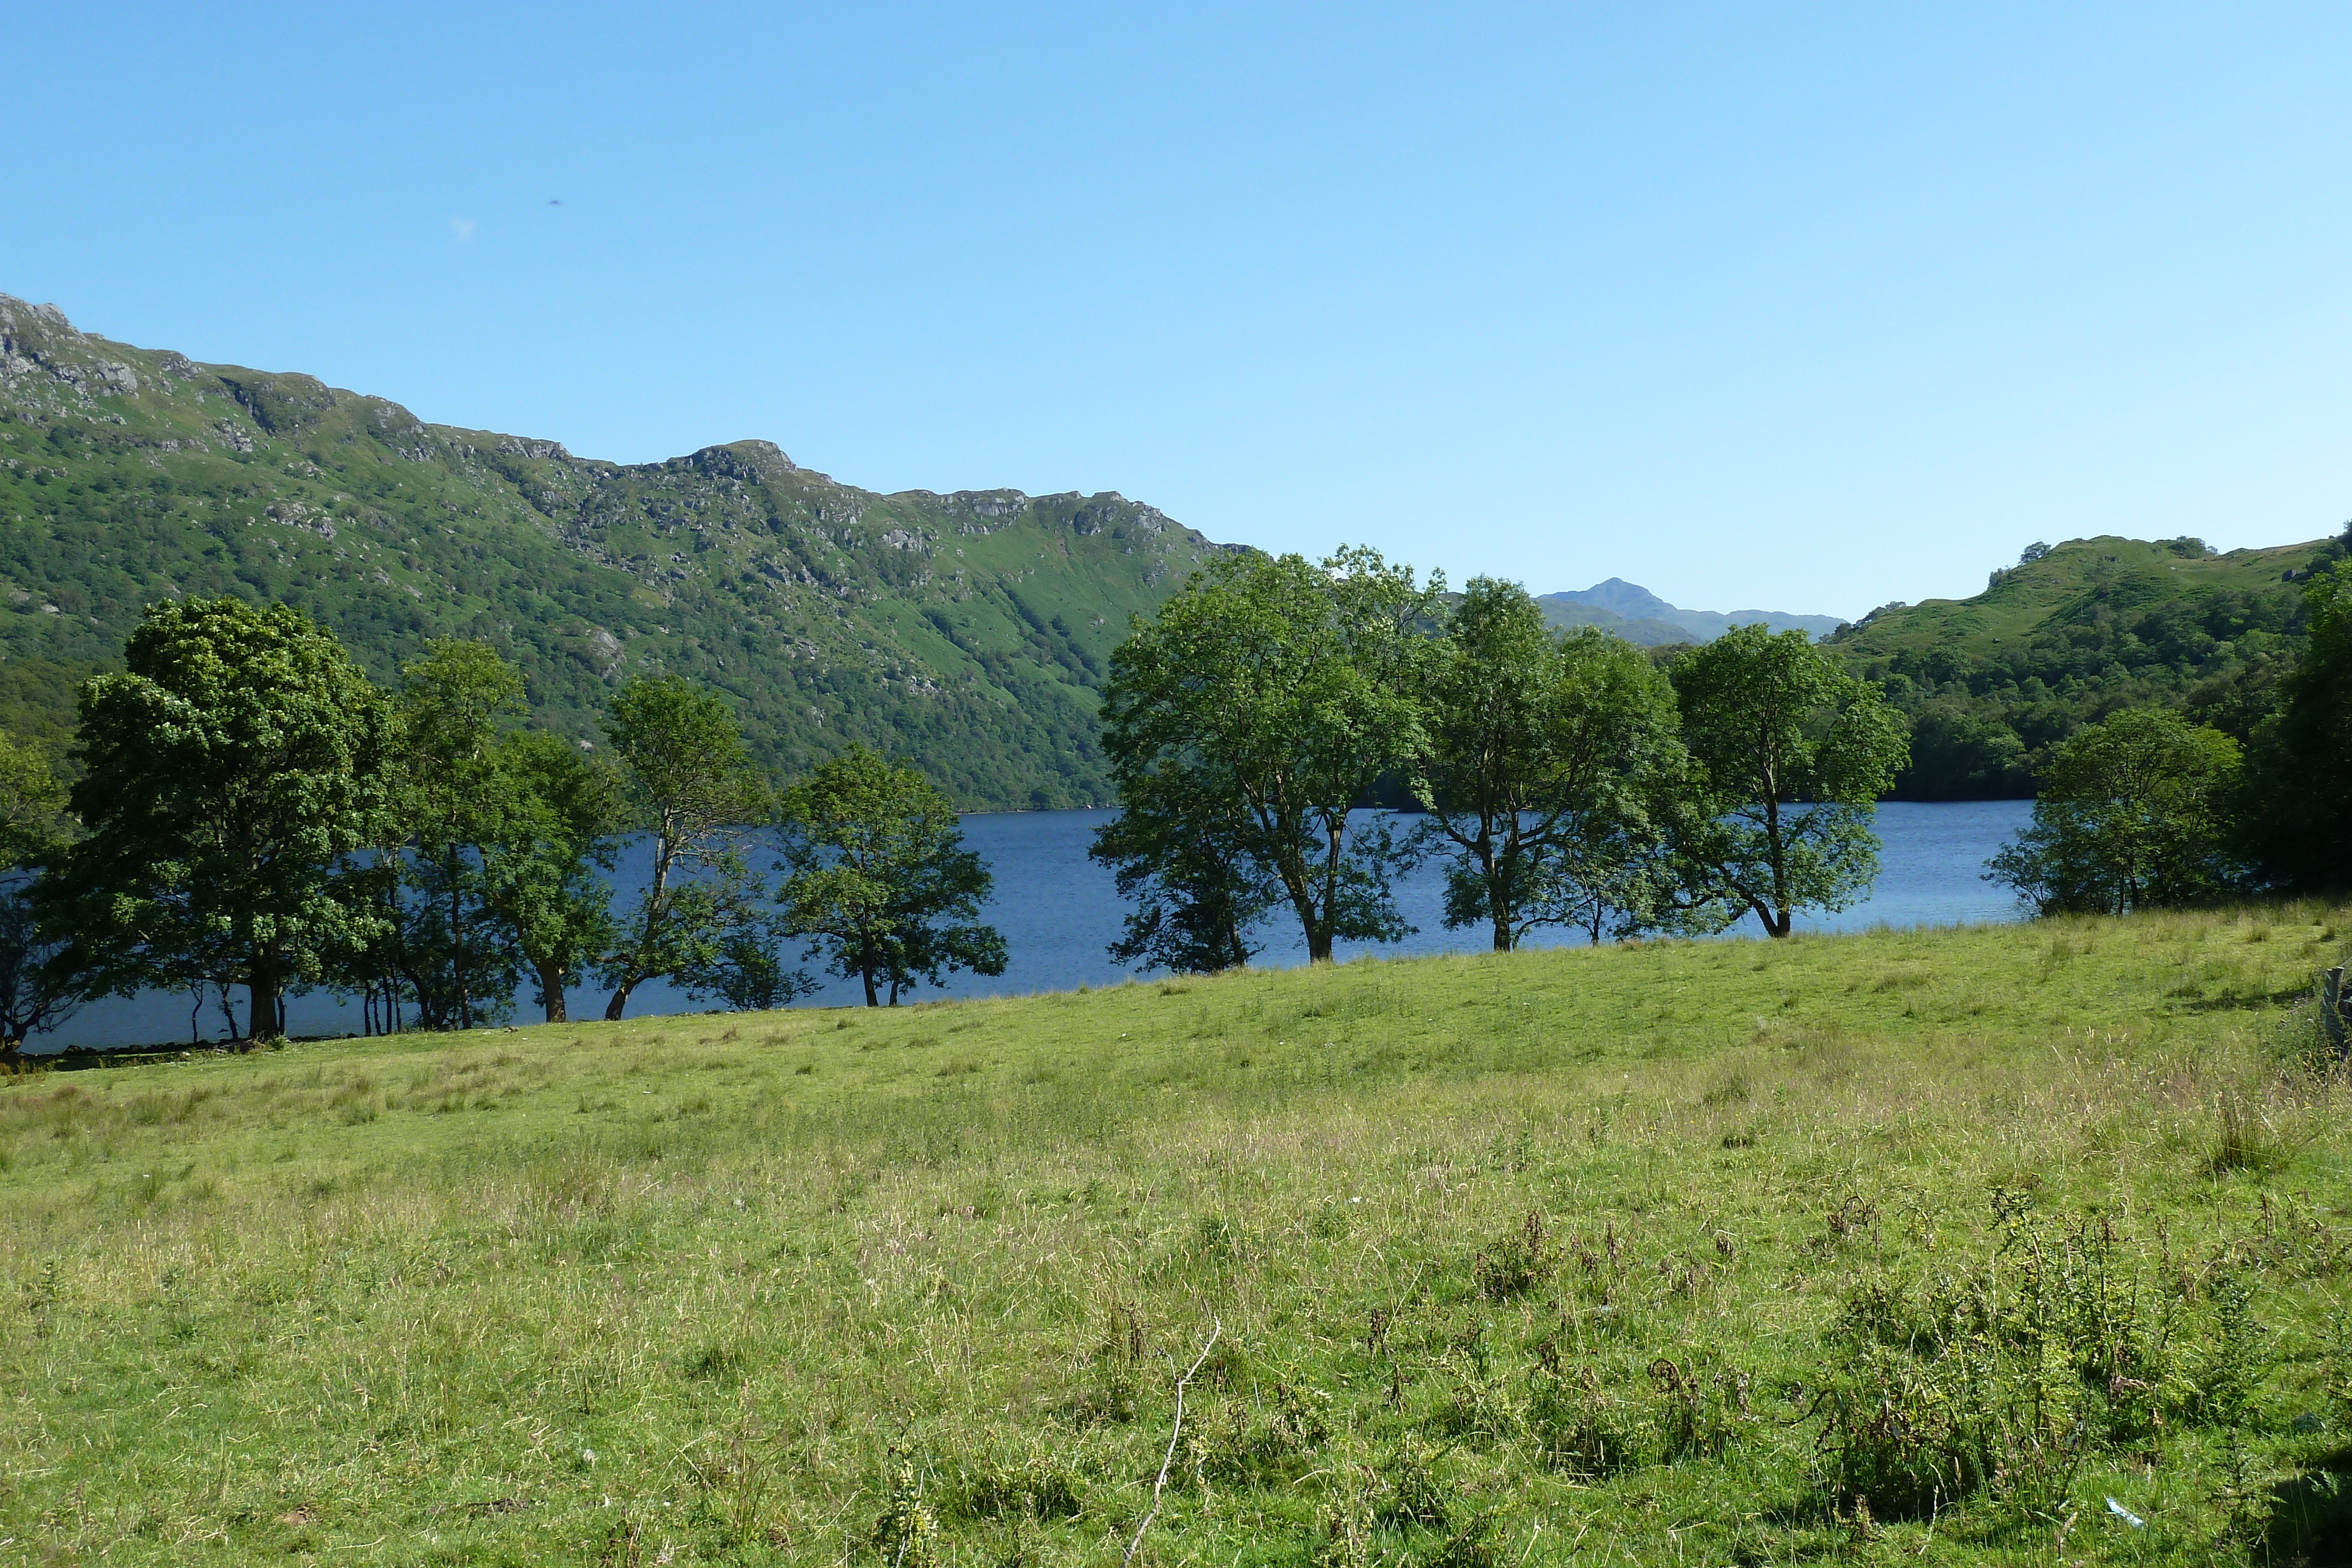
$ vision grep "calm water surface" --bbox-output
[41,800,2034,1048]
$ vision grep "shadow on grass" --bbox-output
[2268,1446,2352,1567]
[2173,985,2317,1014]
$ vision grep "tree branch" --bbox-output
[1122,1317,1221,1568]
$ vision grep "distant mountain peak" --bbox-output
[1553,577,1681,623]
[1533,580,1843,647]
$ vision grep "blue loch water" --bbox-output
[37,799,2035,1049]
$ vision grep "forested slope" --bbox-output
[0,294,1228,808]
[1829,531,2348,798]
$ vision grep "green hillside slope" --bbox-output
[0,294,1229,807]
[1828,531,2347,798]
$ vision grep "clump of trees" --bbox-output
[2240,559,2352,891]
[1987,557,2352,911]
[1101,544,2352,974]
[6,596,1004,1050]
[1987,709,2245,914]
[1412,579,1686,950]
[1093,548,1431,966]
[1094,551,1913,969]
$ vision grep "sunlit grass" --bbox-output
[2,906,2349,1564]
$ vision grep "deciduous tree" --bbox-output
[1089,783,1279,974]
[0,732,78,1053]
[1098,547,1434,964]
[1667,624,1909,938]
[479,730,621,1022]
[1412,580,1687,950]
[2241,563,2352,891]
[775,745,1003,1006]
[42,597,395,1039]
[597,675,768,1019]
[1989,708,2245,914]
[391,640,527,1029]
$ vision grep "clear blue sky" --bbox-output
[8,4,2350,618]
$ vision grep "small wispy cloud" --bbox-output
[449,217,476,242]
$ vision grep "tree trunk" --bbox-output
[862,965,880,1007]
[1484,836,1509,951]
[1763,794,1791,940]
[2320,967,2347,1059]
[605,838,672,1023]
[452,879,472,1031]
[1311,815,1345,964]
[249,958,283,1042]
[537,961,569,1023]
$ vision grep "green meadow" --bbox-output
[3,911,2350,1566]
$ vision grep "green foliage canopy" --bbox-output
[774,744,1005,1007]
[1833,533,2344,799]
[0,730,76,1048]
[1668,624,1910,938]
[387,639,532,1029]
[1412,580,1688,951]
[1098,547,1435,964]
[597,674,769,1020]
[2241,563,2352,892]
[1088,788,1280,975]
[477,729,622,1022]
[1988,708,2246,915]
[41,597,395,1039]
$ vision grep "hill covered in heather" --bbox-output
[0,293,1230,808]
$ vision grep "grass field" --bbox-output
[3,910,2350,1566]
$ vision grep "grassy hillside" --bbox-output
[4,911,2350,1564]
[0,295,1228,807]
[1828,533,2347,799]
